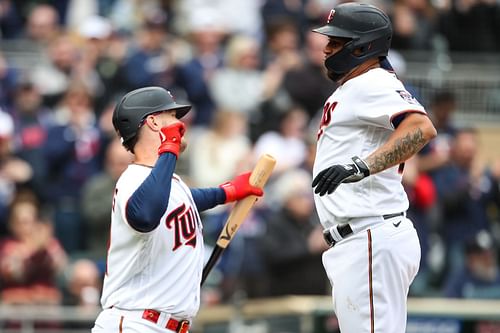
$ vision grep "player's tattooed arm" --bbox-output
[364,113,437,174]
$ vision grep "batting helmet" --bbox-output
[112,86,191,148]
[313,3,392,79]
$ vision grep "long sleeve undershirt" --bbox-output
[125,153,226,232]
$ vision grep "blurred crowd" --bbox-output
[0,0,499,317]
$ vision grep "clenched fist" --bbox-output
[220,172,264,203]
[312,156,370,196]
[158,122,186,158]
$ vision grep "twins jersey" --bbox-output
[313,68,426,227]
[101,164,204,319]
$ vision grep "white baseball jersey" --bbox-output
[313,68,426,228]
[101,164,204,319]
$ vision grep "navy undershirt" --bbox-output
[125,153,226,232]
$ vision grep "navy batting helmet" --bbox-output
[112,86,191,149]
[313,3,392,79]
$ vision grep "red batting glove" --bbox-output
[219,172,264,203]
[158,122,186,158]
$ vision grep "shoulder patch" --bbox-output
[396,90,421,106]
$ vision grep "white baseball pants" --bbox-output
[322,216,420,333]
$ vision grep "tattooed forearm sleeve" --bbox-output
[365,128,427,174]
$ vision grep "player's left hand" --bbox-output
[312,156,370,196]
[220,172,264,203]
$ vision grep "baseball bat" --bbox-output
[201,154,276,286]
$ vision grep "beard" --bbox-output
[327,69,346,82]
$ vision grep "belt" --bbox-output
[382,212,404,220]
[142,309,190,333]
[323,212,405,247]
[323,224,353,248]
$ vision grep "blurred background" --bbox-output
[0,0,499,332]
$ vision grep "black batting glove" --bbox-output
[312,156,370,196]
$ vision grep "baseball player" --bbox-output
[92,86,263,333]
[311,3,437,333]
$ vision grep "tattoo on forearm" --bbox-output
[367,128,426,174]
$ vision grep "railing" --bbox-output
[1,296,500,333]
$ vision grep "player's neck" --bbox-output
[339,59,380,85]
[133,141,159,167]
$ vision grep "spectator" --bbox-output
[443,230,500,299]
[0,0,23,39]
[253,107,308,175]
[121,10,187,91]
[30,34,80,108]
[413,90,460,292]
[261,0,308,36]
[254,17,304,137]
[282,30,337,120]
[63,259,101,307]
[209,34,281,119]
[438,0,500,52]
[0,190,67,304]
[261,169,329,296]
[188,110,252,189]
[0,110,32,235]
[9,79,54,199]
[175,8,226,126]
[390,0,436,51]
[81,138,133,261]
[261,16,302,68]
[419,90,458,173]
[431,128,500,277]
[25,4,61,46]
[43,82,104,253]
[74,15,120,115]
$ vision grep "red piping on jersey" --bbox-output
[368,229,374,333]
[119,316,124,333]
[389,109,427,129]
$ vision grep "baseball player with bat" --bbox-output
[311,3,437,333]
[92,86,264,333]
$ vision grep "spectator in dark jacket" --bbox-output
[431,128,500,276]
[43,83,104,254]
[443,230,500,299]
[261,168,329,296]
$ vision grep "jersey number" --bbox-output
[317,101,337,139]
[166,204,197,251]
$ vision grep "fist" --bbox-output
[312,156,370,196]
[158,122,186,158]
[220,172,264,203]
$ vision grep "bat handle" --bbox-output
[201,246,224,286]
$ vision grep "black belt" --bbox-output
[382,212,404,219]
[323,212,405,247]
[323,224,353,248]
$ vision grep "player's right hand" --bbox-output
[158,122,186,158]
[219,172,264,203]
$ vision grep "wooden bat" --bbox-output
[201,154,276,286]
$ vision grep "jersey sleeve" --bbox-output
[115,153,177,233]
[355,73,426,130]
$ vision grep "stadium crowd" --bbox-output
[0,0,500,313]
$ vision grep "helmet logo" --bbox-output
[327,9,335,23]
[167,90,176,102]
